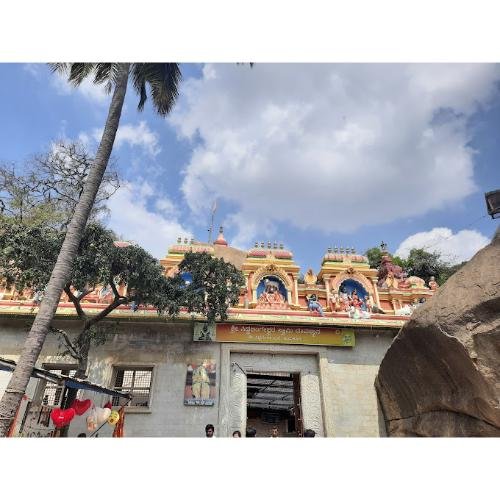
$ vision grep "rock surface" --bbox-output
[375,229,500,436]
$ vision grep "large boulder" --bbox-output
[375,229,500,436]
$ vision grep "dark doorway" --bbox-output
[246,372,303,437]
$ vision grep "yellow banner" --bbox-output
[214,323,355,347]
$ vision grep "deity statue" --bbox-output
[377,254,406,289]
[338,285,350,312]
[330,291,341,312]
[428,276,439,291]
[395,304,413,316]
[257,279,288,309]
[304,269,317,286]
[397,272,411,289]
[364,294,374,312]
[307,294,325,316]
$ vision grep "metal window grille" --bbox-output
[112,367,153,407]
[41,367,77,406]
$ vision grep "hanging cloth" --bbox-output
[112,406,125,437]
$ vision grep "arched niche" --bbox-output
[251,264,293,304]
[330,271,374,299]
[256,275,288,301]
[338,278,368,300]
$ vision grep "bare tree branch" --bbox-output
[50,327,82,360]
[64,285,87,321]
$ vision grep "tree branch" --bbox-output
[86,297,128,329]
[110,279,125,300]
[64,285,87,320]
[50,327,82,361]
[77,287,95,302]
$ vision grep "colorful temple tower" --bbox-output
[160,229,434,319]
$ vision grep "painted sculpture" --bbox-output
[377,255,406,289]
[256,278,287,309]
[428,276,439,291]
[304,269,317,285]
[307,294,324,316]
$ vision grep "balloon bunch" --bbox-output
[86,401,120,431]
[49,398,120,431]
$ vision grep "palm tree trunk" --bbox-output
[59,333,90,437]
[0,63,130,437]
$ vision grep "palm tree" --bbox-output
[0,63,181,436]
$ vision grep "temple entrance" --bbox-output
[246,372,303,437]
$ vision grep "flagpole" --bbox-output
[208,199,217,244]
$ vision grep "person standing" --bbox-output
[232,430,241,437]
[246,427,257,437]
[205,424,215,437]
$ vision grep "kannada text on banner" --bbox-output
[214,323,355,347]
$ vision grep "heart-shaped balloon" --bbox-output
[95,407,112,425]
[50,408,76,428]
[86,409,98,432]
[108,410,120,426]
[103,401,112,409]
[71,399,92,416]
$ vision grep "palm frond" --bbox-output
[68,63,95,86]
[93,63,112,85]
[131,64,148,111]
[131,63,181,116]
[49,63,70,74]
[48,62,181,117]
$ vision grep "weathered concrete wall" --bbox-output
[0,318,394,437]
[0,318,221,437]
[322,332,393,437]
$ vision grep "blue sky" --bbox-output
[0,63,498,272]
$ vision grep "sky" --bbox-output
[0,63,498,272]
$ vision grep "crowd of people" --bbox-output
[205,423,316,438]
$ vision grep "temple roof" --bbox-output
[213,226,228,246]
[322,252,368,264]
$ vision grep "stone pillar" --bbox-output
[324,275,331,307]
[229,364,247,436]
[301,372,325,437]
[371,279,381,307]
[391,299,398,312]
[218,346,232,437]
[293,276,299,305]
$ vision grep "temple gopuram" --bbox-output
[0,227,437,437]
[161,228,435,321]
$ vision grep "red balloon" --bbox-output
[50,408,76,428]
[71,399,92,416]
[103,401,112,409]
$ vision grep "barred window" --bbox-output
[112,367,153,407]
[40,365,78,407]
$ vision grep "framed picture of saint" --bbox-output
[184,360,216,406]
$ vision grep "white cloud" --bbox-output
[92,121,160,157]
[51,71,110,104]
[23,64,42,78]
[395,227,491,264]
[105,181,192,258]
[225,212,277,250]
[169,64,500,247]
